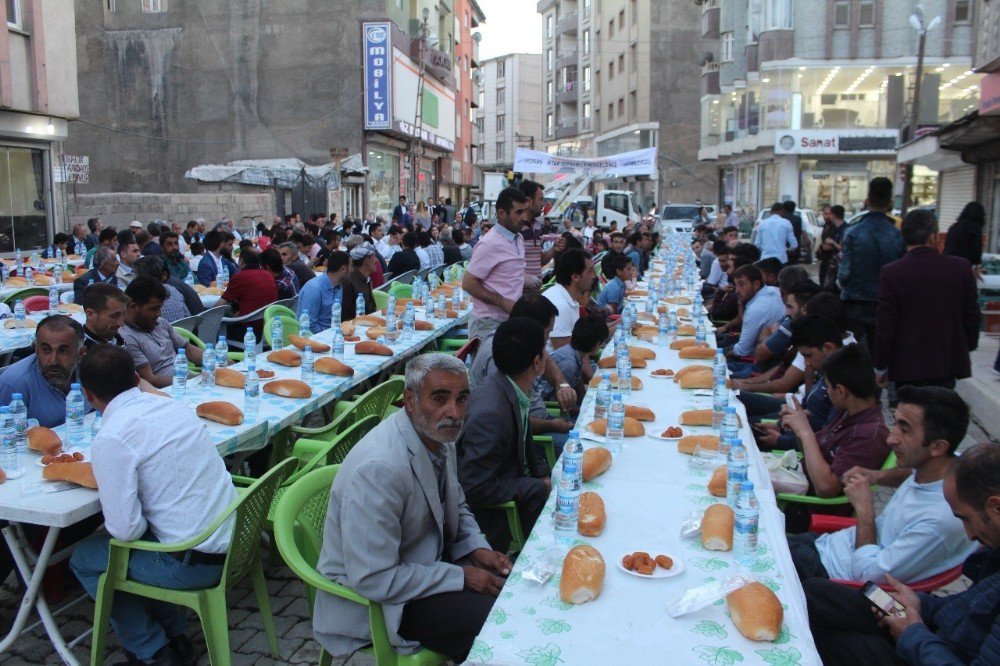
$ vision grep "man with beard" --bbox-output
[195,230,239,287]
[0,315,88,427]
[313,353,508,663]
[600,231,627,279]
[159,231,190,280]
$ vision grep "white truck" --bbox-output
[543,173,642,230]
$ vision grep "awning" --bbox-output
[184,157,342,190]
[339,153,370,176]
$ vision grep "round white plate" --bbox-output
[616,552,685,578]
[647,372,674,380]
[648,430,684,441]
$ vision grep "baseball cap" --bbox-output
[129,220,143,229]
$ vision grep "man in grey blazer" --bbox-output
[458,317,552,552]
[313,353,512,662]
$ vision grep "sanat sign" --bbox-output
[773,129,899,155]
[363,22,392,130]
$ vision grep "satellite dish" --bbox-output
[473,31,482,43]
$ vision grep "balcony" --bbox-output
[701,1,720,39]
[537,0,556,11]
[471,39,481,68]
[758,29,793,63]
[554,119,580,139]
[701,61,720,96]
[557,12,579,35]
[745,43,759,74]
[556,51,576,70]
[556,83,579,104]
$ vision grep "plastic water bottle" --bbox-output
[451,288,461,312]
[658,312,668,337]
[244,361,260,421]
[554,430,583,533]
[332,328,345,359]
[435,292,447,319]
[694,290,703,313]
[13,300,25,330]
[713,348,727,385]
[299,312,311,336]
[616,347,632,397]
[173,348,188,398]
[726,440,749,508]
[47,245,54,259]
[606,392,625,455]
[355,294,366,319]
[270,316,284,350]
[53,268,62,285]
[66,383,86,447]
[667,309,677,337]
[402,302,415,341]
[9,393,27,457]
[216,336,228,367]
[331,298,342,331]
[722,406,740,444]
[425,293,435,319]
[695,317,707,345]
[90,411,102,440]
[15,248,21,264]
[243,329,256,367]
[712,376,728,428]
[594,372,612,420]
[0,407,22,479]
[302,345,315,385]
[184,272,195,287]
[201,344,216,387]
[218,264,229,290]
[24,266,33,286]
[387,294,397,315]
[735,481,760,567]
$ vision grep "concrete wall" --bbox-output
[63,190,275,231]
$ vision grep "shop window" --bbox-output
[0,147,48,252]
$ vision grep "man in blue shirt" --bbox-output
[754,203,798,264]
[596,255,634,314]
[296,250,349,333]
[727,264,786,360]
[0,315,86,427]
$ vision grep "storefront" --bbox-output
[797,158,897,213]
[0,143,52,252]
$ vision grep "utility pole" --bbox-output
[411,8,430,204]
[901,3,940,213]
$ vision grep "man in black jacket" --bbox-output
[74,247,120,304]
[783,200,803,264]
[387,231,422,276]
[458,317,551,552]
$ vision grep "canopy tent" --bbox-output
[184,157,342,191]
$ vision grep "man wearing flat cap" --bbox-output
[341,243,378,320]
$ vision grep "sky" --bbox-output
[476,0,542,60]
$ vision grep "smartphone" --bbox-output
[785,393,797,410]
[861,581,905,617]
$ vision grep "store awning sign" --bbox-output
[774,130,899,155]
[363,22,392,130]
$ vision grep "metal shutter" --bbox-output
[937,166,977,232]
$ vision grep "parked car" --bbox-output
[659,204,703,234]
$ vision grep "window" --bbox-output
[833,1,850,28]
[141,0,166,12]
[955,0,971,23]
[618,10,624,31]
[583,0,591,11]
[631,0,637,24]
[608,19,614,37]
[497,60,506,78]
[762,0,792,30]
[608,61,614,80]
[618,97,624,116]
[547,48,553,71]
[629,91,637,118]
[608,103,614,119]
[496,142,505,158]
[721,32,734,61]
[497,88,505,107]
[546,14,554,38]
[583,30,590,55]
[478,90,484,107]
[547,80,554,103]
[595,108,600,129]
[496,116,505,132]
[583,102,592,118]
[546,113,553,136]
[618,54,624,74]
[583,66,591,92]
[5,0,20,28]
[630,44,637,72]
[106,0,116,10]
[858,0,874,27]
[476,117,484,132]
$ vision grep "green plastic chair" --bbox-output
[482,501,527,555]
[437,338,467,353]
[273,465,448,666]
[373,290,389,312]
[292,377,405,447]
[776,451,897,509]
[2,287,49,306]
[389,282,413,299]
[90,458,297,666]
[232,415,379,532]
[263,304,297,325]
[263,315,300,349]
[173,328,244,371]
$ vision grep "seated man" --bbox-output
[74,247,120,304]
[802,441,1000,666]
[544,248,594,350]
[701,239,730,298]
[459,317,551,551]
[595,254,634,314]
[782,342,890,498]
[313,353,509,663]
[120,277,203,388]
[134,256,191,324]
[726,264,786,362]
[788,384,974,585]
[538,315,606,403]
[219,248,278,318]
[0,315,86,427]
[278,241,315,288]
[195,230,239,288]
[70,345,237,666]
[386,231,422,277]
[296,251,348,333]
[82,282,128,348]
[339,244,378,321]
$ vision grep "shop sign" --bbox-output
[362,22,392,130]
[55,154,89,183]
[980,71,1000,117]
[774,130,899,155]
[394,120,456,152]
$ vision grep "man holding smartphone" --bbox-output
[801,442,1000,666]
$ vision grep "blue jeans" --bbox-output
[70,533,223,660]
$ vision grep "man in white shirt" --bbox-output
[543,248,594,350]
[754,203,799,264]
[376,224,402,263]
[728,264,786,359]
[70,345,236,665]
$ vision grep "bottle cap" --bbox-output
[726,406,736,413]
[568,430,579,439]
[71,382,80,390]
[741,481,754,491]
[729,438,743,446]
[11,393,21,400]
[0,406,8,413]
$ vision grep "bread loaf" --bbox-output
[315,357,354,377]
[587,417,645,437]
[708,465,728,497]
[727,582,784,641]
[340,321,356,337]
[26,426,63,455]
[577,492,606,537]
[679,345,717,360]
[414,319,433,331]
[701,503,734,551]
[589,374,643,391]
[287,335,331,353]
[357,314,386,327]
[627,346,656,360]
[624,405,655,422]
[365,326,387,339]
[42,461,98,489]
[196,401,244,426]
[257,369,276,379]
[582,447,612,481]
[669,339,705,350]
[559,545,605,605]
[679,409,713,426]
[674,365,712,382]
[678,435,720,455]
[675,325,696,337]
[678,369,714,389]
[665,296,692,305]
[263,379,312,399]
[214,367,245,389]
[632,325,659,341]
[267,349,302,367]
[356,341,393,356]
[4,319,36,329]
[597,354,647,369]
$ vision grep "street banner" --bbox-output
[513,147,657,177]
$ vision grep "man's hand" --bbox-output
[470,548,512,576]
[462,566,505,596]
[841,465,882,488]
[781,404,811,435]
[876,575,923,639]
[500,296,516,313]
[523,276,542,293]
[753,424,781,448]
[555,386,577,412]
[843,475,875,513]
[552,236,567,254]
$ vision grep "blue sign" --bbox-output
[363,22,392,130]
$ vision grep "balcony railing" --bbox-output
[556,51,576,70]
[556,83,579,104]
[554,120,579,139]
[557,12,579,35]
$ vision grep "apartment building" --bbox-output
[537,0,714,209]
[698,0,980,218]
[474,53,543,172]
[0,0,78,249]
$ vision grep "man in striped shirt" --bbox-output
[518,180,565,290]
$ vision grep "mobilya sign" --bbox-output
[363,22,392,130]
[774,130,899,155]
[513,147,657,177]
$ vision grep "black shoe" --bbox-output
[115,643,182,666]
[168,634,196,665]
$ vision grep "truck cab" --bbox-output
[593,190,642,230]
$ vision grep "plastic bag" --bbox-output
[764,450,809,495]
[667,575,756,617]
[522,547,568,584]
[680,510,702,539]
[19,481,78,496]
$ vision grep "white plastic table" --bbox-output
[471,291,821,665]
[0,309,86,355]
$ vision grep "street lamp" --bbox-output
[901,3,941,212]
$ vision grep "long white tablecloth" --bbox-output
[471,298,820,665]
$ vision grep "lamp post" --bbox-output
[411,7,431,202]
[901,3,941,213]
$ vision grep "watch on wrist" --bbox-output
[557,383,572,390]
